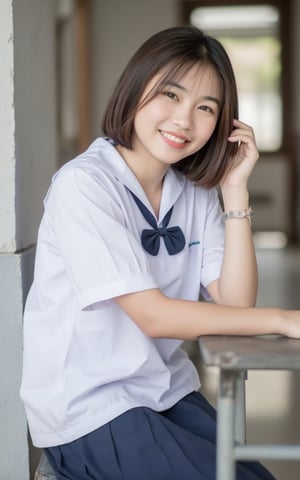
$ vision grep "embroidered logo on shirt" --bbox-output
[188,240,201,248]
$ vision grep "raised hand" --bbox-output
[221,118,259,189]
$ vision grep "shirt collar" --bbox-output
[98,137,186,220]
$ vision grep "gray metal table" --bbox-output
[198,335,300,480]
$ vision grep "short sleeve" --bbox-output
[44,166,158,309]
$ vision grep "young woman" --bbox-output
[21,25,299,479]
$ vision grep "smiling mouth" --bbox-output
[160,130,189,145]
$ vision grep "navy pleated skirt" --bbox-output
[45,391,276,480]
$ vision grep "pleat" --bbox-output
[161,392,276,480]
[109,404,213,480]
[45,391,277,480]
[46,422,124,480]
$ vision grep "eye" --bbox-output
[198,105,214,113]
[162,91,178,101]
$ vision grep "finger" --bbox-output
[232,118,254,131]
[228,136,259,162]
[228,125,256,138]
[228,134,257,146]
[231,121,255,140]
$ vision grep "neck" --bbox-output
[116,145,167,215]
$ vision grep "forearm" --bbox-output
[216,186,258,306]
[218,215,258,306]
[116,289,281,340]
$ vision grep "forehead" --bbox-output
[144,62,222,99]
[179,64,221,95]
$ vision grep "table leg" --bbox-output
[217,369,237,480]
[234,370,247,445]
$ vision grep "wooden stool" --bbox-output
[198,335,300,480]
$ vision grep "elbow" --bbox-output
[116,289,169,338]
[217,292,257,308]
[216,285,258,308]
[236,299,257,308]
[134,295,173,338]
[242,287,258,308]
[246,295,257,308]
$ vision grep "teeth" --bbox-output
[161,131,186,144]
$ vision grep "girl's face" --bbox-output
[132,64,222,170]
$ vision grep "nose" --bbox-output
[172,105,193,130]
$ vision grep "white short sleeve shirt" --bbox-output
[20,138,225,447]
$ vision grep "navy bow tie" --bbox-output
[127,188,185,256]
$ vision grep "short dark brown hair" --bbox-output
[102,26,238,188]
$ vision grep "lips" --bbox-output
[159,130,190,148]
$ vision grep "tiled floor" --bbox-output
[187,246,300,480]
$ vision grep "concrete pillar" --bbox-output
[0,0,57,477]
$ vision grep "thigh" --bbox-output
[161,390,217,443]
[162,392,276,480]
[111,401,276,480]
[46,406,216,480]
[46,398,276,480]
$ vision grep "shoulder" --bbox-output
[53,137,120,181]
[45,138,125,204]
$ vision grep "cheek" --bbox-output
[139,97,168,120]
[134,105,156,129]
[208,120,218,138]
[134,104,165,137]
[195,118,218,141]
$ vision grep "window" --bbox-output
[188,4,282,152]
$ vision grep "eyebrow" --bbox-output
[163,80,221,107]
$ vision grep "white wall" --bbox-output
[0,0,57,478]
[0,0,16,253]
